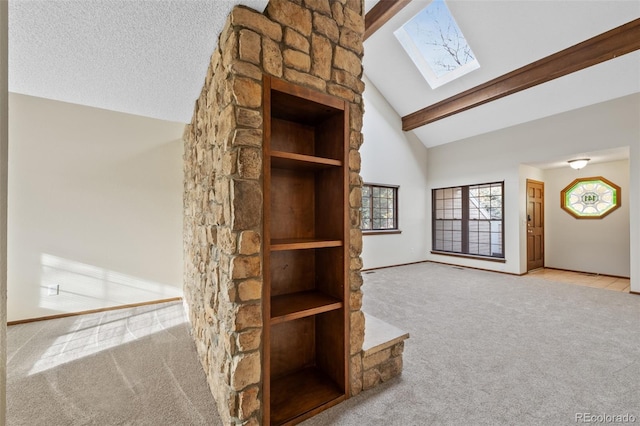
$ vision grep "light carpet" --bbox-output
[304,262,640,425]
[7,301,221,425]
[7,262,640,425]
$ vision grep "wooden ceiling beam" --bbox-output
[402,18,640,131]
[364,0,412,41]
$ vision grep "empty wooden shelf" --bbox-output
[263,75,349,425]
[270,238,342,251]
[271,151,342,170]
[271,291,343,325]
[270,367,345,426]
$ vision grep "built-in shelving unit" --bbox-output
[263,75,350,425]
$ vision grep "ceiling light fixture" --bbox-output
[568,158,590,170]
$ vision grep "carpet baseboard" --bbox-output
[362,260,429,272]
[363,260,526,276]
[542,266,630,280]
[7,297,183,326]
[425,260,526,276]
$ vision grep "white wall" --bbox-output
[1,2,8,421]
[544,160,630,277]
[426,94,639,290]
[8,94,185,321]
[361,76,429,269]
[631,141,640,293]
[426,132,522,274]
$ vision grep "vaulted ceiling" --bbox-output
[8,0,640,152]
[364,0,640,148]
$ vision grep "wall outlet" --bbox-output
[48,284,60,296]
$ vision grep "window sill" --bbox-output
[363,229,402,236]
[430,250,506,263]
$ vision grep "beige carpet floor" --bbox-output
[7,262,640,425]
[7,301,221,425]
[304,262,640,425]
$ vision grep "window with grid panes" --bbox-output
[362,184,398,231]
[433,182,504,259]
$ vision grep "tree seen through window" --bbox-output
[362,184,398,231]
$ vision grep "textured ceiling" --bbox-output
[9,0,268,123]
[8,0,640,154]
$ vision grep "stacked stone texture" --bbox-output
[362,341,405,390]
[183,0,366,424]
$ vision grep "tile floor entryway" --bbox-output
[528,268,630,293]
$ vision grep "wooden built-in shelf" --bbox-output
[264,75,349,425]
[270,367,345,426]
[271,291,343,325]
[270,238,343,251]
[271,151,342,170]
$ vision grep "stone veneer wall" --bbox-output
[362,340,405,390]
[183,0,366,424]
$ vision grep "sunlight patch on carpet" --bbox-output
[28,303,186,376]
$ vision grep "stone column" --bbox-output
[183,1,365,423]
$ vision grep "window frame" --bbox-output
[560,176,621,219]
[361,183,401,235]
[393,0,480,89]
[431,181,505,262]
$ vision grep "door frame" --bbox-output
[526,179,545,271]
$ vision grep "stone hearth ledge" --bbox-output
[361,313,409,390]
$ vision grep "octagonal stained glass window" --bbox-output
[561,176,621,219]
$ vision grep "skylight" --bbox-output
[394,0,479,89]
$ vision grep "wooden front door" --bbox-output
[527,180,544,271]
